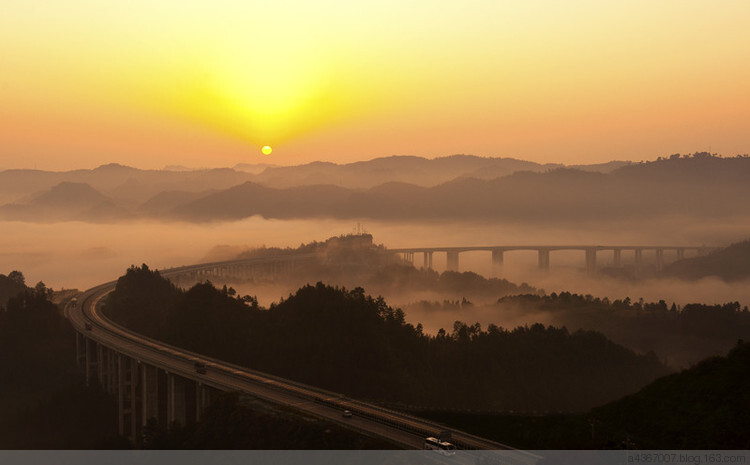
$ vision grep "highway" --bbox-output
[66,271,539,462]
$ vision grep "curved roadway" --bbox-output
[65,265,538,460]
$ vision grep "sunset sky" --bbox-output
[2,1,749,170]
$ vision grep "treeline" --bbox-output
[498,292,750,368]
[663,237,750,281]
[104,265,667,413]
[0,271,126,448]
[0,271,32,306]
[419,341,750,449]
[367,266,539,300]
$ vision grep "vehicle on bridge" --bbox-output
[425,436,456,455]
[194,362,207,374]
[84,322,92,331]
[342,410,352,418]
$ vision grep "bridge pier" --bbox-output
[656,249,664,272]
[118,354,125,436]
[446,251,459,271]
[634,248,643,268]
[613,249,622,267]
[97,344,104,384]
[585,248,597,274]
[538,249,550,270]
[491,249,504,265]
[84,337,94,386]
[75,332,84,369]
[677,248,685,260]
[142,364,158,427]
[423,251,433,269]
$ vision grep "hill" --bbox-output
[0,182,121,222]
[103,266,669,413]
[250,154,560,189]
[590,341,750,448]
[0,163,254,205]
[417,342,750,449]
[161,153,750,223]
[3,152,748,224]
[663,238,750,281]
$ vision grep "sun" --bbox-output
[261,145,273,155]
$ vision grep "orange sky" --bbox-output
[2,1,749,170]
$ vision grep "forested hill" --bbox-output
[590,341,750,449]
[103,265,668,413]
[662,238,750,281]
[0,271,29,306]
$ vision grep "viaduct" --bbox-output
[67,258,533,458]
[389,245,716,273]
[66,242,717,453]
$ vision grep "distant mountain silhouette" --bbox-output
[250,154,562,189]
[0,163,255,205]
[2,153,747,224]
[169,182,353,221]
[138,190,219,217]
[164,155,750,223]
[0,182,119,222]
[662,239,750,281]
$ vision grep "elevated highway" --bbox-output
[67,261,537,461]
[389,244,718,273]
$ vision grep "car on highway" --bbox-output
[342,410,353,418]
[194,362,207,374]
[84,322,92,331]
[425,437,456,456]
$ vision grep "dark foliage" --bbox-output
[498,292,750,368]
[663,238,750,281]
[0,278,125,448]
[104,266,667,413]
[419,342,750,450]
[590,341,750,449]
[0,270,30,306]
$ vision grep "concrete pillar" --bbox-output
[75,332,83,369]
[656,249,664,271]
[108,350,116,394]
[634,249,643,267]
[677,248,685,260]
[118,354,125,436]
[130,358,138,441]
[174,376,186,425]
[85,338,92,386]
[167,372,175,425]
[613,249,622,267]
[142,365,159,426]
[196,383,203,422]
[538,249,550,270]
[492,249,504,266]
[585,248,597,274]
[97,344,104,386]
[446,251,459,271]
[423,251,433,269]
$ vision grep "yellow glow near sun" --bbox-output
[261,145,273,155]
